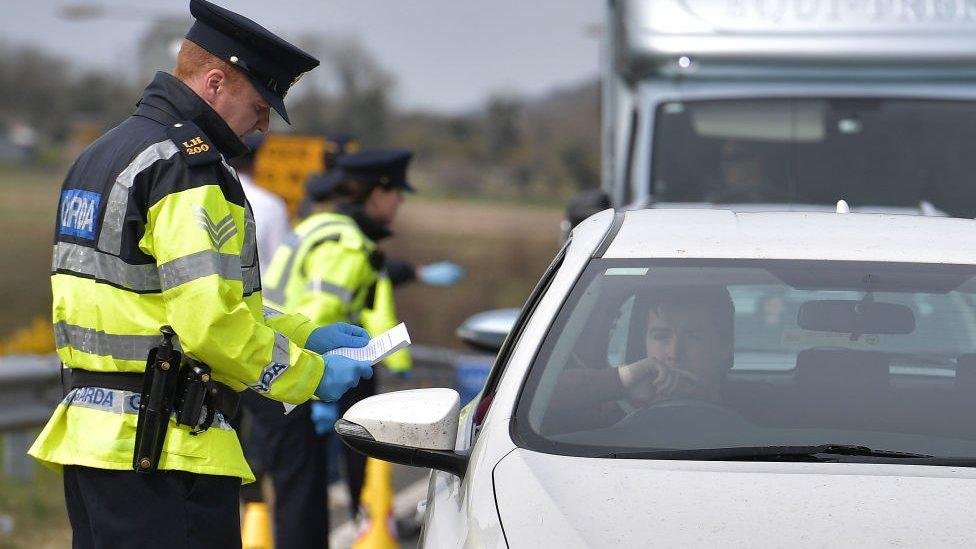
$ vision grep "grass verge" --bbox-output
[0,434,71,548]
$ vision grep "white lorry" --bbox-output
[567,0,976,226]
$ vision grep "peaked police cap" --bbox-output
[323,134,360,169]
[336,149,415,192]
[186,0,319,124]
[306,149,415,202]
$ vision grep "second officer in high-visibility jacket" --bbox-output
[263,149,414,510]
[28,1,373,547]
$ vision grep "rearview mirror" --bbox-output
[797,300,915,335]
[335,388,468,478]
[456,308,518,352]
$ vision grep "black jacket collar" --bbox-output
[337,203,393,242]
[134,71,248,159]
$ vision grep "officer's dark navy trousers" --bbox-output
[238,393,329,548]
[63,465,240,549]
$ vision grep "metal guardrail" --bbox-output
[0,354,62,481]
[0,354,62,432]
[0,346,484,481]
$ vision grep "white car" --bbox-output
[337,209,976,547]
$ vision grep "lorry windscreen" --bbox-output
[651,98,976,217]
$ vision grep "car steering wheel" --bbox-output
[613,398,748,430]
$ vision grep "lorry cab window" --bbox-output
[650,98,976,217]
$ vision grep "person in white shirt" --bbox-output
[230,134,291,274]
[229,134,333,547]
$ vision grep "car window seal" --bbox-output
[473,238,571,432]
[592,210,625,258]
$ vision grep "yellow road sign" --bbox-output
[253,134,327,217]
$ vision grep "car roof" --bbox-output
[648,202,946,216]
[600,209,976,264]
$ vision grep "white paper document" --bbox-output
[284,323,412,414]
[325,322,411,365]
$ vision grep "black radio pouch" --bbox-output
[174,358,214,435]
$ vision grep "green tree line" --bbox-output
[0,40,600,202]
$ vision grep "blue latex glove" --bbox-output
[315,354,373,402]
[305,323,370,354]
[418,261,464,287]
[311,401,339,435]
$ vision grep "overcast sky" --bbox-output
[2,0,602,113]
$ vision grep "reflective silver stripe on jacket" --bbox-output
[263,305,283,319]
[97,140,180,256]
[242,264,261,296]
[273,331,290,365]
[305,279,354,304]
[241,202,257,270]
[250,332,291,393]
[158,250,242,291]
[53,242,160,292]
[63,387,232,430]
[262,232,302,305]
[263,221,350,305]
[242,202,261,295]
[54,321,163,361]
[55,242,245,293]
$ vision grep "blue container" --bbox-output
[455,354,493,406]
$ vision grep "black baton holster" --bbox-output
[133,326,181,473]
[131,327,242,473]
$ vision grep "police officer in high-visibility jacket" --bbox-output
[28,1,373,546]
[263,149,416,510]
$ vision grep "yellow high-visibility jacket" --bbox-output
[29,72,326,481]
[263,211,411,372]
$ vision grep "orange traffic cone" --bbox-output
[242,501,274,549]
[352,458,398,549]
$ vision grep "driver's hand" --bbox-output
[617,357,657,389]
[652,363,698,399]
[627,358,698,403]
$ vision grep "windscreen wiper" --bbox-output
[598,444,934,461]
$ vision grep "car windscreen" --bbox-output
[651,98,976,217]
[514,259,976,461]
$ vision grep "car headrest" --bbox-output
[795,349,890,390]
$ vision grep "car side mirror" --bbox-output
[456,308,519,353]
[334,388,469,478]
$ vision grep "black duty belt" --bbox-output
[62,368,241,419]
[72,326,246,474]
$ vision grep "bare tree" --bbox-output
[0,43,138,143]
[289,34,395,145]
